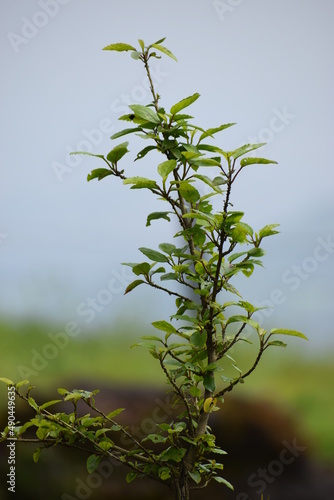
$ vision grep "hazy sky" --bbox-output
[1,0,333,349]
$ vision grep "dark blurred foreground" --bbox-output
[1,383,333,500]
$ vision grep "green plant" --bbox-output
[0,38,307,500]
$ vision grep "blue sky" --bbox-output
[0,0,333,349]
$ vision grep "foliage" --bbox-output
[0,38,307,500]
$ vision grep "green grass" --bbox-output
[0,319,333,463]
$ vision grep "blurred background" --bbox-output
[0,0,333,498]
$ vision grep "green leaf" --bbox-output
[230,223,248,243]
[81,417,96,427]
[107,408,125,419]
[103,43,137,52]
[188,470,201,484]
[123,177,157,190]
[146,212,172,227]
[240,157,278,167]
[131,51,141,60]
[190,331,207,348]
[106,142,129,163]
[57,388,68,396]
[139,247,169,263]
[131,262,151,276]
[143,433,167,444]
[259,224,280,239]
[192,158,221,167]
[0,377,14,385]
[141,336,163,342]
[181,151,202,161]
[198,144,226,155]
[95,428,111,439]
[129,104,160,124]
[267,340,287,348]
[222,282,242,297]
[221,375,234,384]
[213,476,234,490]
[126,472,137,483]
[138,39,145,50]
[39,400,62,410]
[211,447,228,455]
[118,114,136,122]
[213,176,226,186]
[33,448,42,463]
[111,127,141,140]
[15,421,34,436]
[152,37,166,45]
[170,93,200,115]
[182,211,214,225]
[227,251,247,263]
[230,143,266,160]
[135,145,156,160]
[160,446,186,463]
[70,151,105,159]
[16,379,30,389]
[65,389,97,402]
[159,243,176,255]
[28,397,39,411]
[178,182,200,203]
[36,427,48,440]
[157,159,177,178]
[189,386,202,398]
[151,43,178,61]
[173,113,194,122]
[203,397,215,413]
[99,440,113,451]
[173,314,198,324]
[270,328,308,340]
[248,247,265,258]
[87,454,102,474]
[226,315,259,330]
[193,174,222,192]
[203,374,216,393]
[238,221,253,236]
[160,273,178,281]
[152,320,177,334]
[159,466,171,480]
[124,279,145,294]
[199,123,236,142]
[152,266,166,275]
[226,211,244,225]
[87,169,112,182]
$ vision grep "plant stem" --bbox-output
[142,52,159,111]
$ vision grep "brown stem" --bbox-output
[216,340,265,398]
[146,280,190,301]
[218,321,248,359]
[172,475,190,500]
[159,355,195,436]
[142,52,159,111]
